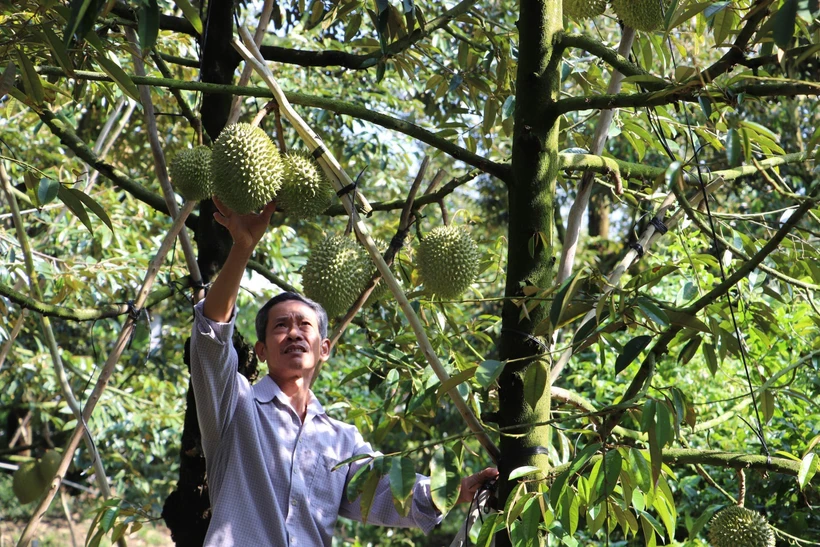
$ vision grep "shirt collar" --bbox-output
[253,375,326,417]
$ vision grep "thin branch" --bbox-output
[228,0,275,125]
[16,200,198,547]
[127,28,204,304]
[560,33,649,81]
[150,49,204,144]
[1,161,116,529]
[671,182,820,290]
[36,109,193,227]
[322,156,429,360]
[34,67,511,181]
[553,80,820,116]
[246,259,298,293]
[111,0,479,71]
[557,27,636,285]
[0,281,176,321]
[600,188,820,439]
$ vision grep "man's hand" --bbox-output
[212,197,277,252]
[457,467,499,505]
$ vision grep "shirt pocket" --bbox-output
[308,453,350,528]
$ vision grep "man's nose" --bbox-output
[286,323,303,339]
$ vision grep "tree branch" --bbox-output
[600,186,820,439]
[112,0,479,71]
[36,109,198,229]
[0,281,175,321]
[554,81,820,115]
[246,259,298,293]
[560,33,649,80]
[34,67,511,180]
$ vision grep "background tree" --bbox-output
[1,0,819,545]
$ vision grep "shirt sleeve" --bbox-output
[338,430,443,534]
[189,299,242,461]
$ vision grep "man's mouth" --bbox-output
[284,346,307,354]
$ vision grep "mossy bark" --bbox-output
[496,0,562,543]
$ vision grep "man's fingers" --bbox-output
[213,211,229,228]
[212,196,230,217]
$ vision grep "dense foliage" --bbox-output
[1,0,819,545]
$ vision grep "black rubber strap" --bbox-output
[650,217,668,235]
[501,327,549,352]
[311,145,327,159]
[336,183,357,197]
[520,446,550,457]
[629,242,644,258]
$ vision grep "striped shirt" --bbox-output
[190,301,441,546]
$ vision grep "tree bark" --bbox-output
[496,0,561,544]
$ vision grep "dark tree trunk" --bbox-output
[588,185,610,238]
[495,0,561,545]
[161,1,257,545]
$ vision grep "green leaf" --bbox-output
[475,359,504,388]
[138,0,160,53]
[0,61,16,98]
[172,0,204,34]
[508,466,541,480]
[471,513,501,547]
[57,185,93,233]
[640,399,657,434]
[759,389,775,424]
[359,468,381,524]
[697,96,712,119]
[615,335,653,375]
[703,342,719,375]
[726,128,741,167]
[436,366,476,398]
[16,50,45,105]
[67,188,114,232]
[549,443,601,508]
[41,28,75,77]
[110,522,128,543]
[664,161,684,186]
[798,452,818,490]
[37,178,60,206]
[677,334,702,366]
[590,450,622,505]
[64,0,103,45]
[628,448,653,493]
[430,446,461,514]
[100,504,120,533]
[94,55,141,102]
[774,0,798,48]
[389,456,416,503]
[636,297,669,327]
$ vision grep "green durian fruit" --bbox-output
[417,225,479,299]
[708,506,776,547]
[211,123,283,214]
[13,462,47,504]
[169,145,213,201]
[563,0,606,20]
[38,449,62,484]
[277,151,335,219]
[302,235,372,318]
[611,0,668,32]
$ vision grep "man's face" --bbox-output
[254,300,330,383]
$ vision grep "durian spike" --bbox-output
[233,29,500,464]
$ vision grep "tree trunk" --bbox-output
[161,1,252,544]
[588,185,610,238]
[496,0,561,544]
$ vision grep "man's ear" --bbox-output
[254,340,267,363]
[318,338,331,363]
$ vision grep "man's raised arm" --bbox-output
[202,199,277,322]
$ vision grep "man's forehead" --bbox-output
[267,300,319,321]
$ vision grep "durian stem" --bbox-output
[15,200,198,547]
[234,30,501,463]
[737,469,746,507]
[227,0,276,126]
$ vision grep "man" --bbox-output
[191,199,498,546]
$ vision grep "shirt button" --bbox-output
[291,499,298,506]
